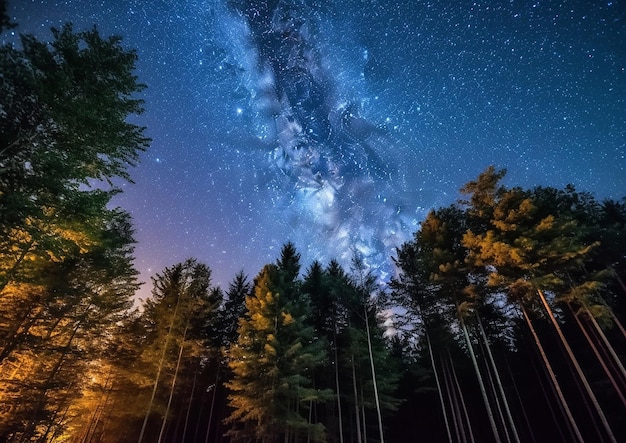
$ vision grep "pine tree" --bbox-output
[226,246,330,442]
[137,259,215,443]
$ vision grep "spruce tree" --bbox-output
[226,251,330,442]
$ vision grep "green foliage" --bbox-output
[0,20,147,441]
[0,22,149,293]
[226,246,331,442]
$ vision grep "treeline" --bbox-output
[391,167,626,443]
[2,10,626,443]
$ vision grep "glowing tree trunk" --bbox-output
[537,290,617,443]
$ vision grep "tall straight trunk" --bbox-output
[333,328,345,443]
[204,364,221,443]
[458,310,501,443]
[568,304,626,408]
[444,352,466,443]
[504,358,536,443]
[583,304,626,383]
[475,313,520,443]
[158,322,189,443]
[181,366,198,443]
[477,334,510,443]
[363,304,384,443]
[426,332,452,443]
[520,303,584,443]
[138,293,182,443]
[440,353,461,442]
[537,290,617,443]
[350,353,363,443]
[530,337,575,443]
[81,372,113,443]
[449,349,476,443]
[587,316,626,392]
[360,383,367,443]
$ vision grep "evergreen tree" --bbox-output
[137,259,215,443]
[226,246,330,442]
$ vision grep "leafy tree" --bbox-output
[0,210,139,441]
[0,23,149,293]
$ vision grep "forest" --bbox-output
[1,6,626,443]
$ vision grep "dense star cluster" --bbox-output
[7,0,625,295]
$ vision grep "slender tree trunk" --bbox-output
[475,313,520,443]
[158,323,189,443]
[138,292,182,443]
[458,309,501,443]
[477,333,510,443]
[569,304,626,408]
[449,349,476,443]
[426,331,452,443]
[350,353,362,443]
[444,352,466,443]
[359,382,367,443]
[583,304,626,382]
[205,364,221,443]
[181,366,198,443]
[333,328,345,443]
[587,316,626,392]
[441,353,461,442]
[504,358,536,443]
[82,372,113,443]
[537,290,617,443]
[363,303,385,443]
[520,303,584,443]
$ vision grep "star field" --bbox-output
[7,0,625,299]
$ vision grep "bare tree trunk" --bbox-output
[82,372,113,443]
[569,304,626,408]
[583,304,626,383]
[426,332,452,443]
[350,353,362,443]
[444,352,466,443]
[458,310,501,443]
[138,293,182,443]
[158,323,189,443]
[504,357,536,443]
[181,366,198,443]
[440,353,460,442]
[475,313,520,443]
[520,303,584,442]
[204,364,221,443]
[537,290,617,443]
[363,303,384,443]
[477,334,510,443]
[359,382,367,443]
[333,329,345,443]
[449,349,476,443]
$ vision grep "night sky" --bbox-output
[6,0,626,300]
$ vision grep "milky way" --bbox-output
[8,0,626,295]
[215,0,424,279]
